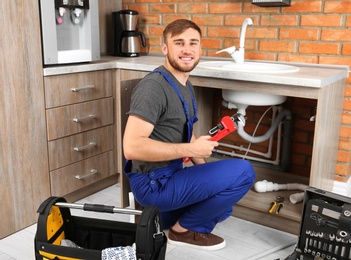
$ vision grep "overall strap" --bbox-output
[151,69,198,120]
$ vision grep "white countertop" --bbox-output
[43,55,349,88]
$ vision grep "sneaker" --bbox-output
[167,228,226,250]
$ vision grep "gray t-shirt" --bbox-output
[127,66,196,173]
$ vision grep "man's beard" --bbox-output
[167,55,200,73]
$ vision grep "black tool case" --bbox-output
[34,196,167,260]
[285,187,351,260]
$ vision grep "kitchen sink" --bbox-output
[197,61,299,74]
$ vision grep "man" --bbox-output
[123,19,255,250]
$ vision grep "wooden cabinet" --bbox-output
[43,70,118,199]
[0,0,51,239]
[0,0,122,238]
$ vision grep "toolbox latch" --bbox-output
[337,203,351,239]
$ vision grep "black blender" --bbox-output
[113,10,146,57]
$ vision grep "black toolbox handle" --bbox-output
[55,202,142,215]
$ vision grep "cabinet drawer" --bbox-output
[48,125,115,170]
[44,70,113,108]
[50,151,115,197]
[46,97,114,140]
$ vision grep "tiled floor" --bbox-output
[0,184,297,259]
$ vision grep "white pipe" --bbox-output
[254,180,308,204]
[214,106,282,165]
[215,149,280,165]
[237,109,292,143]
[218,141,273,158]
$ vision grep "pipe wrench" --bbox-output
[183,113,245,162]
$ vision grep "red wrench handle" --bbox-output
[183,116,237,163]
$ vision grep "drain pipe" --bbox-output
[221,101,293,171]
[236,108,292,171]
[280,113,292,171]
[237,109,292,144]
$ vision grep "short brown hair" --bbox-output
[163,19,202,44]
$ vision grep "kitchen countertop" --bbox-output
[43,55,349,88]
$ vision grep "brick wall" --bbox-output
[121,0,351,181]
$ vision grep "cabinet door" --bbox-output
[119,78,142,207]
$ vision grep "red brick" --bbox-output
[261,15,298,27]
[201,38,222,49]
[347,16,351,27]
[149,26,164,36]
[294,131,309,143]
[209,3,242,14]
[246,52,276,61]
[150,4,175,14]
[250,28,278,39]
[163,15,191,26]
[193,15,223,26]
[299,42,339,55]
[141,15,161,25]
[337,150,351,163]
[126,4,149,14]
[225,16,257,26]
[344,86,351,98]
[335,175,348,182]
[342,112,351,125]
[259,40,296,53]
[340,126,351,138]
[280,28,318,41]
[339,139,351,150]
[343,98,351,111]
[301,15,342,27]
[278,54,318,64]
[322,29,351,41]
[179,4,207,14]
[342,45,351,55]
[324,1,351,13]
[319,56,351,67]
[336,163,351,176]
[208,27,239,38]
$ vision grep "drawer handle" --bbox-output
[73,141,97,152]
[75,169,98,180]
[71,85,95,92]
[73,114,96,123]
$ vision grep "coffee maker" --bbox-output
[113,10,146,57]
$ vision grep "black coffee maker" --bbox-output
[113,10,146,57]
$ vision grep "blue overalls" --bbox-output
[124,69,256,233]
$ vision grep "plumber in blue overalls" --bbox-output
[123,19,256,250]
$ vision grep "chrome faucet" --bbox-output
[216,18,253,64]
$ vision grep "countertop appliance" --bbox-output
[39,0,100,65]
[113,10,146,57]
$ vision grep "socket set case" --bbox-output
[286,187,351,260]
